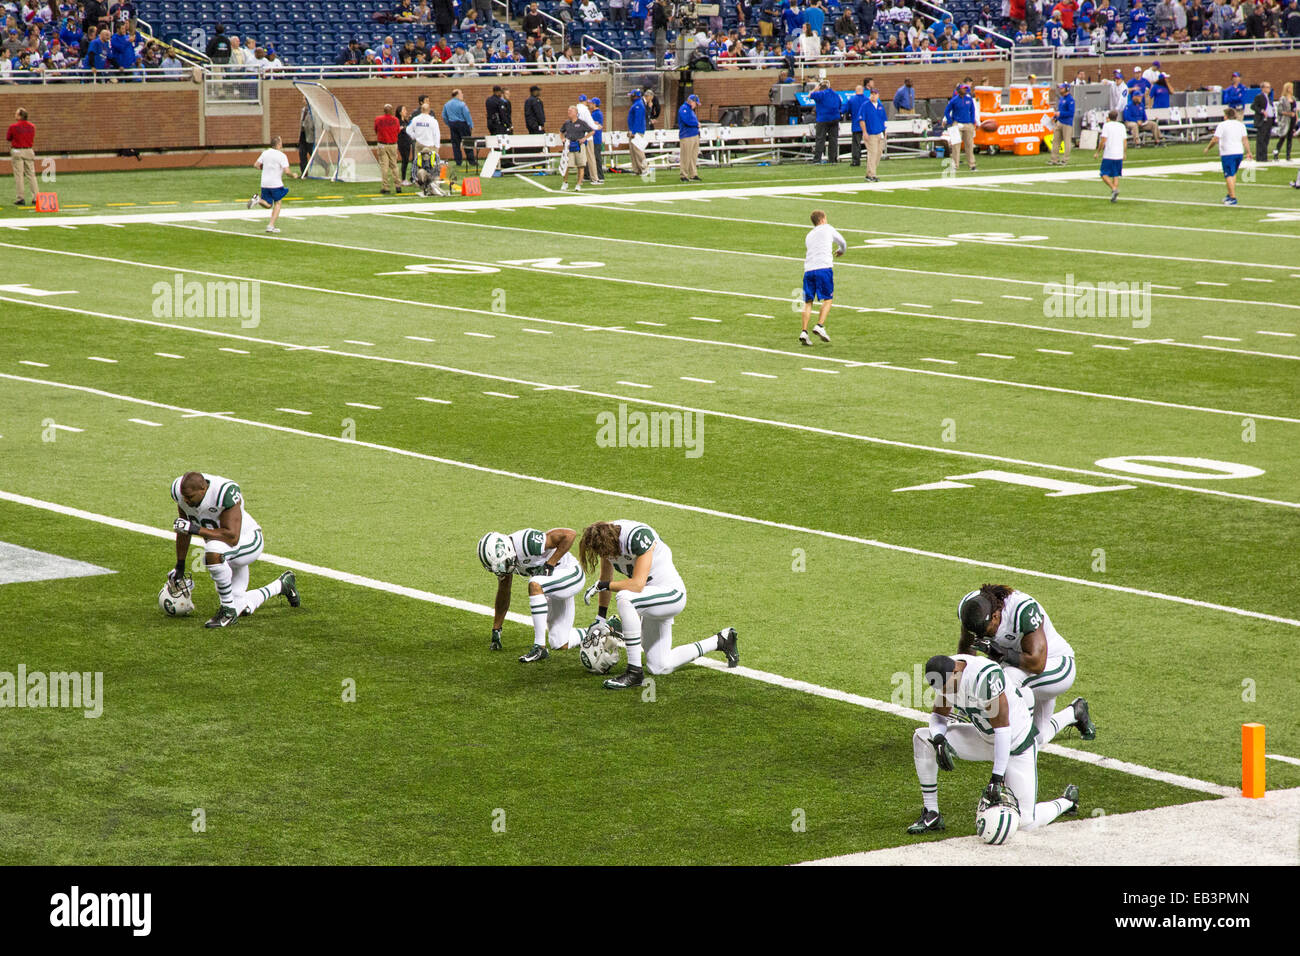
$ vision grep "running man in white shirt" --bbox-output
[246,135,297,233]
[1095,110,1127,203]
[1204,106,1250,207]
[406,102,446,196]
[799,209,847,346]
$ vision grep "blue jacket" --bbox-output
[1055,92,1075,125]
[893,84,914,112]
[677,103,700,138]
[111,32,137,68]
[442,98,473,128]
[847,92,865,131]
[782,7,803,34]
[944,93,975,125]
[591,107,603,145]
[860,97,887,134]
[811,87,842,123]
[627,98,647,134]
[1222,83,1248,108]
[1123,99,1146,123]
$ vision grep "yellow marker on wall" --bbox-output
[1242,723,1265,798]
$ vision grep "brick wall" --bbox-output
[2,51,1296,159]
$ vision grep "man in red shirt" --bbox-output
[432,36,453,61]
[6,107,37,206]
[1054,0,1077,29]
[375,103,402,193]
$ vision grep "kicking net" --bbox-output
[295,81,382,183]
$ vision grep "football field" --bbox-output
[1,148,1298,864]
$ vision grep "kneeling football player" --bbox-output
[169,471,300,628]
[957,584,1095,747]
[479,527,588,662]
[907,653,1077,835]
[578,520,738,690]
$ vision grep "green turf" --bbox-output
[1,153,1297,864]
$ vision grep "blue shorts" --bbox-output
[1220,154,1243,178]
[803,268,834,303]
[260,186,289,204]
[1099,158,1123,178]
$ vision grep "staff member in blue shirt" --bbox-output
[590,96,605,184]
[944,82,978,171]
[810,79,843,164]
[442,88,475,167]
[1048,81,1075,165]
[626,88,648,176]
[678,93,701,182]
[847,84,866,166]
[860,86,887,181]
[1123,88,1161,146]
[1222,71,1248,110]
[893,78,915,114]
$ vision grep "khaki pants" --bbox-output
[378,142,399,189]
[759,20,773,35]
[865,133,884,178]
[959,123,976,168]
[1050,120,1072,162]
[679,136,699,178]
[10,147,36,202]
[628,138,648,175]
[582,139,599,180]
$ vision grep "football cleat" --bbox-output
[813,323,830,343]
[279,571,300,607]
[718,627,739,668]
[906,809,946,834]
[518,644,549,664]
[490,628,502,651]
[204,605,238,629]
[603,664,644,690]
[1071,697,1096,740]
[1062,783,1080,815]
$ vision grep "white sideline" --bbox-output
[0,488,1239,801]
[2,377,1298,628]
[4,304,1297,511]
[0,160,1241,229]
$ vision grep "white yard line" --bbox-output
[920,358,957,365]
[482,391,518,399]
[405,335,436,342]
[616,380,653,388]
[680,376,715,383]
[978,352,1015,360]
[415,396,452,404]
[4,376,1300,627]
[219,347,250,354]
[1037,348,1073,355]
[4,301,1298,507]
[128,418,162,427]
[0,486,1263,805]
[1266,753,1300,767]
[86,356,117,363]
[345,402,382,409]
[276,407,311,415]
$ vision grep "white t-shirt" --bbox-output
[407,112,441,149]
[257,148,290,188]
[1100,120,1127,160]
[1212,118,1247,156]
[804,222,848,271]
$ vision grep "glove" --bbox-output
[582,580,610,606]
[933,733,956,772]
[980,776,1018,812]
[490,628,502,651]
[534,563,555,577]
[173,517,200,535]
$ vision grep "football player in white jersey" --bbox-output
[479,527,590,663]
[577,520,738,690]
[958,584,1095,747]
[907,653,1079,835]
[169,471,299,628]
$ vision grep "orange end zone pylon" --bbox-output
[1242,723,1265,798]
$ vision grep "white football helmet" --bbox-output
[976,802,1020,845]
[158,572,195,617]
[579,622,622,675]
[477,532,517,576]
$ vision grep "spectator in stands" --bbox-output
[1274,81,1296,160]
[677,93,702,180]
[524,85,546,132]
[760,0,779,36]
[85,26,110,78]
[338,38,363,64]
[432,35,453,60]
[626,88,648,174]
[651,0,669,66]
[892,77,914,114]
[1251,82,1275,161]
[6,106,36,206]
[798,22,820,56]
[1187,0,1206,35]
[523,1,545,36]
[433,0,456,35]
[809,78,841,163]
[416,0,433,21]
[579,45,601,71]
[58,15,81,50]
[580,0,604,22]
[782,0,804,37]
[1286,0,1300,36]
[205,22,231,64]
[861,86,886,181]
[160,47,183,77]
[442,88,475,166]
[610,0,628,22]
[803,0,827,33]
[460,7,482,30]
[475,0,494,25]
[858,0,878,33]
[1210,0,1234,36]
[835,6,856,33]
[375,103,402,192]
[394,0,417,20]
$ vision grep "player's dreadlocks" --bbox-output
[977,583,1014,609]
[579,522,621,574]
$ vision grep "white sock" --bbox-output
[922,785,939,814]
[529,596,547,645]
[663,634,720,672]
[1048,702,1078,742]
[242,578,281,615]
[208,561,234,608]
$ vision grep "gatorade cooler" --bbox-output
[974,86,1002,114]
[1013,136,1040,155]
